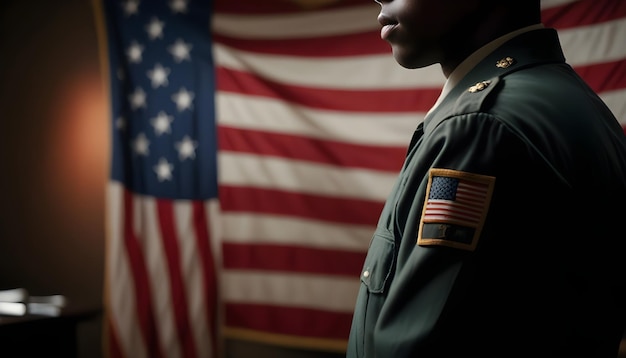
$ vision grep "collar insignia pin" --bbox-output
[496,56,515,68]
[468,80,491,93]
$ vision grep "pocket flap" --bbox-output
[361,228,396,294]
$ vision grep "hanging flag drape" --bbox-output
[93,0,221,357]
[95,0,626,356]
[212,0,626,352]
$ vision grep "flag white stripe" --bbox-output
[600,89,626,125]
[214,18,626,91]
[221,270,360,312]
[140,198,181,358]
[212,4,379,39]
[217,84,624,151]
[217,93,420,146]
[218,152,398,201]
[559,18,626,65]
[107,182,147,358]
[207,200,223,271]
[540,0,579,9]
[214,43,445,89]
[174,202,211,358]
[219,83,625,132]
[222,213,374,252]
[210,0,626,349]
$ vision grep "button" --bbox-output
[363,270,370,278]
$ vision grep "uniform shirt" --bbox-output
[346,27,626,357]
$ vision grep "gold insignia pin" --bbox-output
[468,80,491,93]
[496,56,515,68]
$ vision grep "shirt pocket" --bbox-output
[361,226,396,294]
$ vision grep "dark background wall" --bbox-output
[0,1,106,356]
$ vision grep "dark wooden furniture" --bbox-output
[0,304,101,358]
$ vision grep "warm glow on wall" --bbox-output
[46,70,109,215]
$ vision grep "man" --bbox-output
[347,0,626,356]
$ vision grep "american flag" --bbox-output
[423,175,491,227]
[96,0,220,357]
[97,0,626,356]
[212,0,625,352]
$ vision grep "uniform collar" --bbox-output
[426,24,545,118]
[423,27,567,135]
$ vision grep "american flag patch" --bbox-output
[418,168,495,251]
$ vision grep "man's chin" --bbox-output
[392,52,424,69]
[391,48,434,69]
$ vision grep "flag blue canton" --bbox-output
[429,177,459,201]
[105,0,217,200]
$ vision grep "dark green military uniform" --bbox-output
[347,28,626,357]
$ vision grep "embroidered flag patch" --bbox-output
[418,168,495,251]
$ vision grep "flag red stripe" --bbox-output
[123,191,164,358]
[156,200,198,358]
[192,201,220,358]
[574,59,626,94]
[218,126,406,171]
[542,0,626,30]
[224,303,353,340]
[106,316,125,358]
[424,211,481,225]
[220,186,384,226]
[213,31,388,57]
[214,0,369,15]
[214,0,624,27]
[456,183,488,199]
[213,1,626,51]
[222,243,365,276]
[217,67,440,112]
[455,192,487,204]
[207,0,626,352]
[425,202,482,217]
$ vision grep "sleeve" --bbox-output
[371,112,538,356]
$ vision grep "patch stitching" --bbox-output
[417,168,495,251]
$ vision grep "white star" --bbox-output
[122,0,140,16]
[126,41,144,64]
[129,87,147,110]
[147,63,170,88]
[151,111,173,136]
[169,0,188,13]
[145,17,165,40]
[168,39,192,63]
[133,133,150,156]
[171,87,194,112]
[116,116,127,130]
[154,158,174,182]
[175,136,198,160]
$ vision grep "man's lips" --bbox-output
[377,14,397,40]
[380,23,397,40]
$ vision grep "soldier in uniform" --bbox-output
[347,0,626,356]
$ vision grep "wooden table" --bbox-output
[0,304,101,358]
